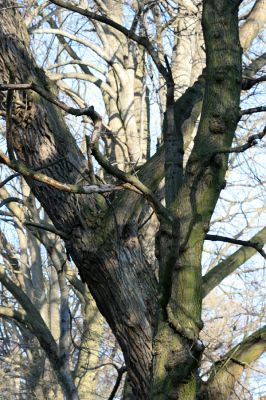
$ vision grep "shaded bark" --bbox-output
[0,2,156,397]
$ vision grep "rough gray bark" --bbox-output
[0,3,156,397]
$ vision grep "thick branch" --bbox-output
[204,325,266,399]
[242,75,266,90]
[240,0,266,52]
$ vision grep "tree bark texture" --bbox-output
[0,0,243,398]
[0,2,156,397]
[151,0,242,398]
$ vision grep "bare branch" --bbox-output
[0,82,110,124]
[0,150,124,195]
[48,0,169,79]
[205,233,266,259]
[49,71,116,98]
[214,127,266,154]
[241,106,266,116]
[108,366,127,400]
[0,173,20,189]
[90,136,173,223]
[240,0,266,52]
[0,305,28,324]
[204,325,266,399]
[243,52,266,79]
[24,220,68,239]
[242,75,266,90]
[203,227,266,297]
[0,197,23,208]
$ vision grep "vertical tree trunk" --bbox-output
[151,0,242,398]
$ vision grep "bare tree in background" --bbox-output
[0,0,266,399]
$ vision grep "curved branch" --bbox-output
[108,366,127,400]
[214,127,266,154]
[24,220,67,238]
[243,52,266,80]
[33,27,127,82]
[91,138,173,223]
[203,227,266,297]
[49,71,116,99]
[0,173,20,189]
[205,233,266,259]
[0,82,109,121]
[0,197,23,208]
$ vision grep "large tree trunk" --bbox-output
[0,2,156,397]
[0,0,242,398]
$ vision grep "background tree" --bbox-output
[0,0,265,399]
